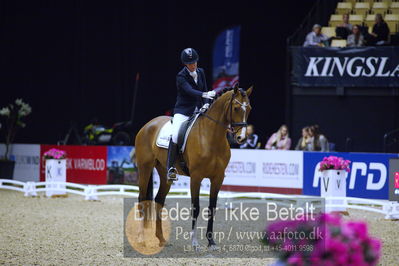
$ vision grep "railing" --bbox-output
[1,179,399,219]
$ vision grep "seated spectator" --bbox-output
[308,125,329,152]
[347,25,365,47]
[370,14,390,45]
[303,24,329,47]
[336,13,352,39]
[338,13,353,31]
[265,125,291,150]
[295,126,311,151]
[239,124,259,149]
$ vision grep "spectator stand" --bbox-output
[286,0,399,153]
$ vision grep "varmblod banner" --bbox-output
[291,46,399,87]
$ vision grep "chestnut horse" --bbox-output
[134,85,252,250]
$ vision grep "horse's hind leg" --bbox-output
[154,162,172,246]
[136,154,156,244]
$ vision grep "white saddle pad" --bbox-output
[156,114,200,152]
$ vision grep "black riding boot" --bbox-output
[166,141,178,181]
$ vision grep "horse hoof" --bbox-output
[159,239,172,247]
[161,242,172,247]
[208,244,220,251]
[193,244,201,252]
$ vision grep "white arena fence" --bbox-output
[1,179,399,219]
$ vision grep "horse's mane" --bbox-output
[205,86,247,115]
[213,86,247,101]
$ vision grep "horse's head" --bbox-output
[227,84,253,144]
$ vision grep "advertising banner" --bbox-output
[0,144,40,182]
[107,146,137,185]
[303,152,399,199]
[389,158,399,202]
[152,169,211,191]
[212,26,240,92]
[153,149,303,194]
[40,145,107,184]
[291,46,399,87]
[222,150,303,194]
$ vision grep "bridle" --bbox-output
[201,90,249,133]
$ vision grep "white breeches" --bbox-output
[171,113,189,144]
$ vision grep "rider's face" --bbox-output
[185,62,197,72]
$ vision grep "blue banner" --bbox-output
[212,26,240,92]
[303,152,399,199]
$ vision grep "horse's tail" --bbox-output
[129,148,136,167]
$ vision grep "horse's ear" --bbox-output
[246,86,253,97]
[233,83,239,93]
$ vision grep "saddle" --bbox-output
[156,113,200,152]
[156,112,201,176]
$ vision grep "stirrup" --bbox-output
[167,167,178,181]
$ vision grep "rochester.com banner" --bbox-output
[291,46,399,87]
[152,150,304,194]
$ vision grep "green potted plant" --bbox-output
[0,99,32,179]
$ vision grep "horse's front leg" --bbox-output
[190,178,202,251]
[154,165,172,247]
[207,177,223,250]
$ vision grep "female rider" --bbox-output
[167,48,216,181]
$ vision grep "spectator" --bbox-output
[338,13,353,31]
[303,24,329,47]
[308,125,329,152]
[239,124,259,149]
[295,126,311,151]
[336,14,353,39]
[370,14,390,45]
[347,25,365,47]
[265,125,291,150]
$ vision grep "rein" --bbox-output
[201,112,229,129]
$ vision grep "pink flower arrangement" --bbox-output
[319,156,351,172]
[263,213,381,266]
[43,148,67,160]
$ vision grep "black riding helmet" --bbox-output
[180,48,199,64]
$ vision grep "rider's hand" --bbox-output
[202,90,216,99]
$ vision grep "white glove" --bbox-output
[200,103,210,112]
[202,90,216,99]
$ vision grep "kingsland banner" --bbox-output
[291,46,399,87]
